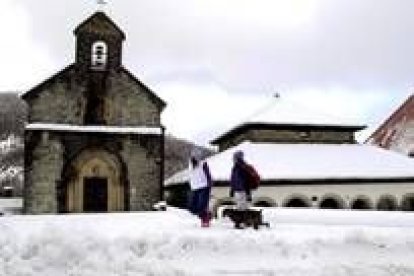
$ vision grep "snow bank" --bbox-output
[0,197,23,214]
[1,208,414,275]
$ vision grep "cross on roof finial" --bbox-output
[97,0,107,11]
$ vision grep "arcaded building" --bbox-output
[22,12,166,214]
[166,98,414,212]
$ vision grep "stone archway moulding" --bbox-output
[64,149,125,213]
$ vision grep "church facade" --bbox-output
[22,12,166,214]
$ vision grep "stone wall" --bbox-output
[121,135,162,210]
[26,69,161,127]
[218,128,355,151]
[24,130,162,214]
[24,131,63,214]
[75,12,124,72]
[105,71,162,126]
[27,67,86,124]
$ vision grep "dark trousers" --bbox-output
[188,187,211,218]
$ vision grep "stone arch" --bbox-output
[401,193,414,211]
[91,41,108,70]
[376,195,398,211]
[351,195,372,210]
[254,197,276,207]
[283,195,311,208]
[319,194,345,209]
[61,148,127,213]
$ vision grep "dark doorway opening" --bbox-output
[320,198,341,209]
[284,197,309,208]
[402,195,414,211]
[83,177,108,212]
[377,196,397,211]
[254,201,273,207]
[351,198,371,210]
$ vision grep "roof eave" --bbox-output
[20,64,75,100]
[165,176,414,187]
[121,66,167,109]
[211,122,367,145]
[74,11,126,40]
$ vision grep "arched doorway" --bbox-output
[254,197,276,208]
[401,194,414,211]
[376,195,397,211]
[254,201,274,207]
[283,196,310,208]
[319,196,344,209]
[351,196,372,210]
[62,149,126,213]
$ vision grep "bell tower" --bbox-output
[74,12,125,72]
[73,12,126,124]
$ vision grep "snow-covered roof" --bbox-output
[26,123,163,135]
[165,142,414,185]
[246,98,362,127]
[212,97,365,143]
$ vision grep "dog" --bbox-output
[222,208,270,230]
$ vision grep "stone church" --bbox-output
[22,12,166,214]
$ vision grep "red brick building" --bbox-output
[367,95,414,157]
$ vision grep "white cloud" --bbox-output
[4,1,414,146]
[0,0,56,92]
[154,76,404,146]
[154,79,269,146]
[193,0,319,30]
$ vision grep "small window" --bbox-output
[91,41,108,70]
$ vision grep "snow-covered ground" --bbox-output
[1,208,414,276]
[0,135,22,156]
[0,166,23,182]
[0,135,23,194]
[0,197,23,214]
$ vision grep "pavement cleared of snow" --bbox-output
[0,208,414,276]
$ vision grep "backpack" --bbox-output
[243,163,260,190]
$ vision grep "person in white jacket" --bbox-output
[188,150,212,227]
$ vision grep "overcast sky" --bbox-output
[1,0,414,146]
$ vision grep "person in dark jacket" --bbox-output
[188,150,212,227]
[230,150,251,210]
